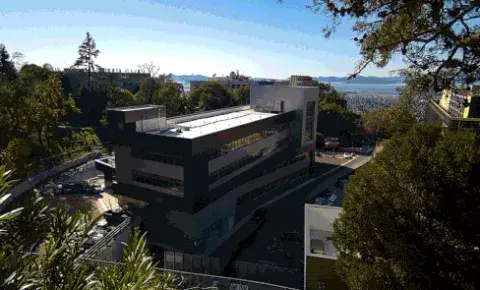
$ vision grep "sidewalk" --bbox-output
[204,156,369,256]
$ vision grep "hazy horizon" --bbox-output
[1,0,405,79]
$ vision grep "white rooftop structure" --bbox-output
[151,108,277,139]
[304,204,342,259]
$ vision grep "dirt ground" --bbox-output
[50,175,120,218]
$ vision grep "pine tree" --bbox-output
[0,44,17,80]
[72,32,101,89]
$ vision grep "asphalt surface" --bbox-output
[216,155,371,288]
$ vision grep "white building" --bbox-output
[304,204,347,290]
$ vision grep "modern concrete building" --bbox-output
[96,86,319,256]
[304,204,347,290]
[426,86,480,132]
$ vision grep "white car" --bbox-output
[343,152,352,159]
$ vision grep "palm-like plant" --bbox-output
[95,228,183,290]
[0,165,188,290]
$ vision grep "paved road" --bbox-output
[216,155,370,288]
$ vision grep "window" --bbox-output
[205,123,290,160]
[132,170,184,192]
[132,150,184,166]
[209,138,289,183]
[303,101,315,142]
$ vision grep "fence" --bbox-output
[4,150,102,206]
[164,251,222,276]
[81,216,132,261]
[83,258,299,290]
[235,260,301,289]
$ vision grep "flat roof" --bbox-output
[150,109,277,139]
[116,105,158,112]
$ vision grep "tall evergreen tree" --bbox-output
[72,32,101,89]
[0,44,17,80]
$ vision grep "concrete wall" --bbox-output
[6,151,99,204]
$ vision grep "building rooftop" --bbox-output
[150,109,277,139]
[116,105,158,112]
[305,204,342,259]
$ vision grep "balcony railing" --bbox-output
[81,258,299,290]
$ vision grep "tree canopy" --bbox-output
[294,0,480,90]
[0,166,187,290]
[189,81,236,111]
[362,104,416,138]
[333,124,480,289]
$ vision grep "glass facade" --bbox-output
[132,170,184,192]
[236,166,310,206]
[303,101,315,143]
[132,150,184,166]
[204,123,289,160]
[208,138,289,183]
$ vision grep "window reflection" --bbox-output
[132,170,184,192]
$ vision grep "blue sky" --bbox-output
[0,0,404,78]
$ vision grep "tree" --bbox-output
[362,105,416,138]
[233,84,250,105]
[137,62,160,78]
[333,124,480,289]
[153,81,194,117]
[0,44,17,80]
[397,69,437,121]
[294,0,480,90]
[72,32,101,89]
[316,83,360,144]
[0,166,184,290]
[107,85,138,108]
[189,81,235,111]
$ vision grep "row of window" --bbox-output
[303,101,316,143]
[236,167,310,206]
[208,138,289,183]
[205,124,289,160]
[132,150,184,166]
[250,152,309,181]
[132,170,184,192]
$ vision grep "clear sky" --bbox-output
[0,0,404,79]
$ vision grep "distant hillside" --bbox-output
[317,76,404,84]
[172,74,404,84]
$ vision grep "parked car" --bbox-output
[251,208,267,222]
[343,152,352,159]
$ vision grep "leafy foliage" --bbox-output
[397,69,437,121]
[72,32,101,76]
[0,44,17,81]
[333,124,480,289]
[298,0,480,89]
[362,105,416,138]
[0,168,188,290]
[232,84,250,105]
[0,56,80,176]
[316,82,360,142]
[189,81,235,111]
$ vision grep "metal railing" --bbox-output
[80,216,132,260]
[82,258,299,290]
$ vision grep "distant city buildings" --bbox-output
[426,85,480,132]
[95,86,319,260]
[304,204,347,290]
[189,75,316,92]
